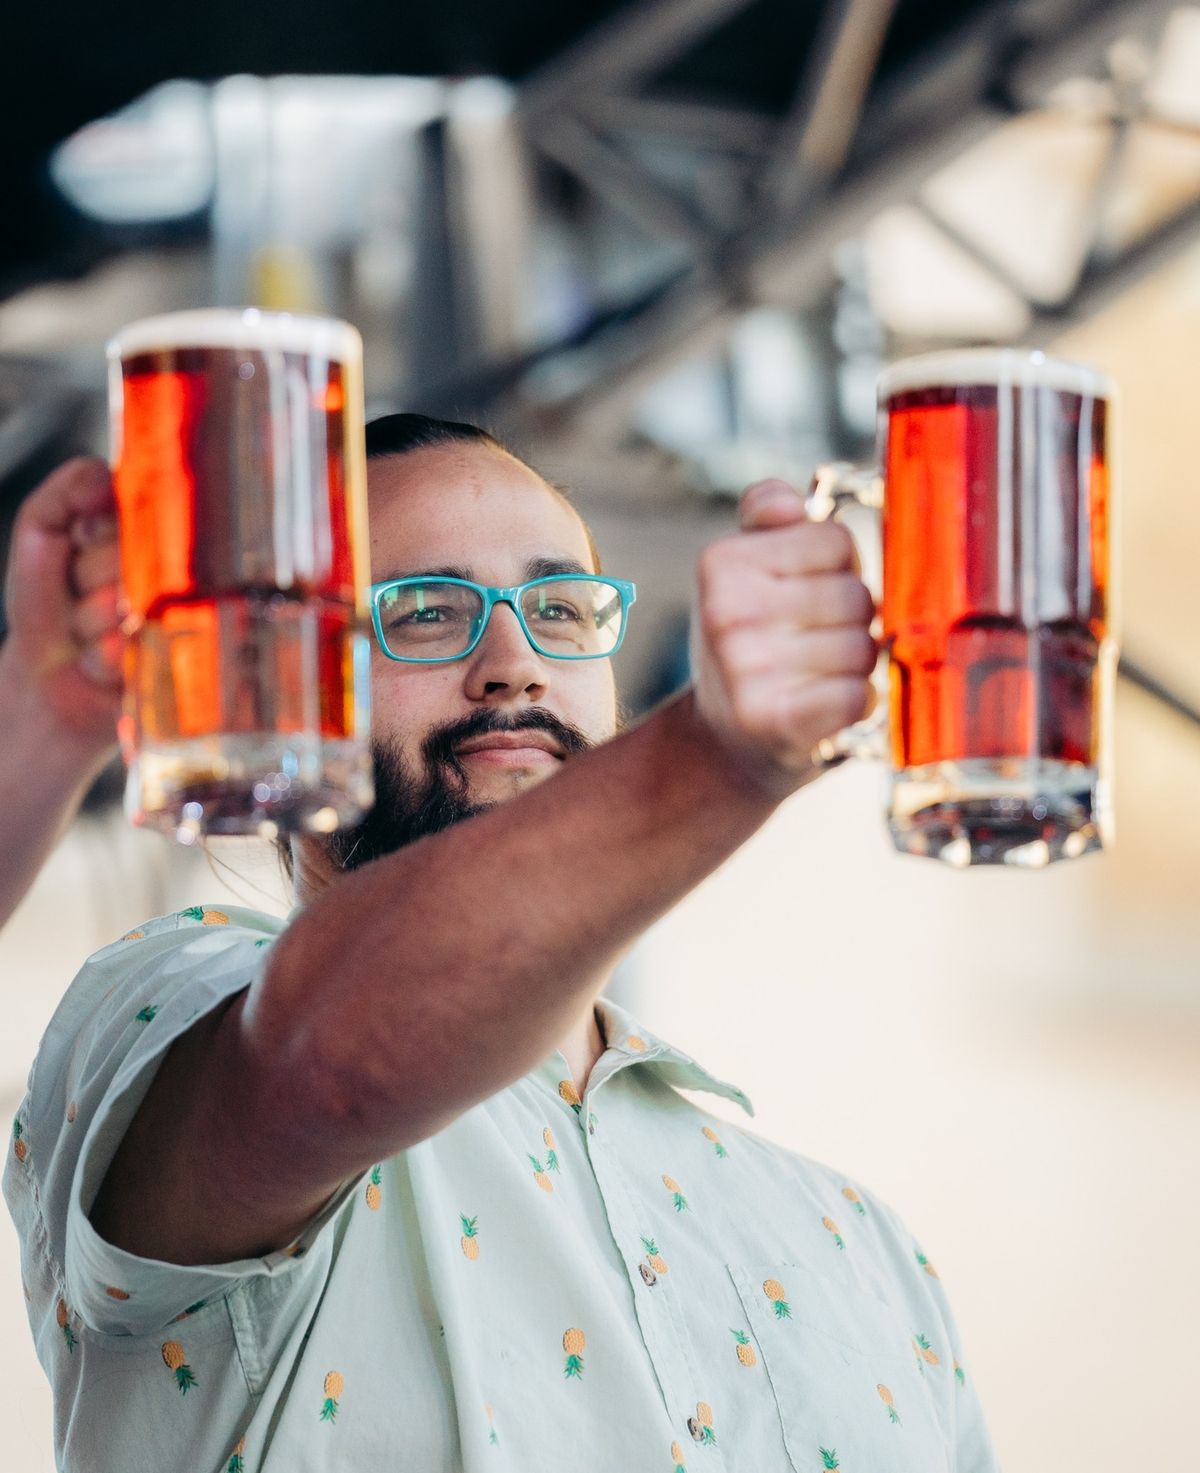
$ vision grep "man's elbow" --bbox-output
[237,950,434,1151]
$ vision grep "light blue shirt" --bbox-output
[5,903,1000,1472]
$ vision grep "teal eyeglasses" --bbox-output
[369,574,638,663]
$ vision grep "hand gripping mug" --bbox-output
[108,308,375,841]
[809,347,1116,868]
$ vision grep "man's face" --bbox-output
[325,442,620,870]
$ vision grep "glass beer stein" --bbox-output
[108,308,375,840]
[810,347,1116,868]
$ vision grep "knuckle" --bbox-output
[806,573,873,629]
[789,678,865,736]
[850,578,876,624]
[697,542,756,630]
[698,582,737,636]
[813,520,855,565]
[729,683,775,738]
[844,628,878,675]
[828,676,872,729]
[76,544,120,594]
[793,520,845,569]
[696,538,735,589]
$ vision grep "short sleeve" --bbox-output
[6,905,362,1338]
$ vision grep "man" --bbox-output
[5,414,999,1471]
[0,458,121,932]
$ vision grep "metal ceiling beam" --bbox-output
[1004,0,1178,113]
[533,113,715,249]
[1071,42,1154,278]
[515,98,1006,438]
[502,0,1185,441]
[581,95,774,155]
[756,0,899,215]
[518,0,758,121]
[1022,190,1200,341]
[909,196,1041,310]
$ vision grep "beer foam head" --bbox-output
[879,348,1113,402]
[108,308,361,362]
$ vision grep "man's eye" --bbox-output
[536,601,584,622]
[389,605,457,628]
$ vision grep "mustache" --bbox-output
[422,707,593,785]
[322,709,594,875]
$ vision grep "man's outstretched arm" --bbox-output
[0,459,122,931]
[92,479,876,1265]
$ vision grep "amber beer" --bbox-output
[877,350,1114,865]
[109,310,374,838]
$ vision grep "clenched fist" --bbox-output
[691,478,876,798]
[2,457,123,752]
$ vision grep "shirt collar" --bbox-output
[571,996,755,1117]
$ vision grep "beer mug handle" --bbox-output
[804,461,888,772]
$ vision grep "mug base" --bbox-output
[888,758,1108,868]
[125,734,375,842]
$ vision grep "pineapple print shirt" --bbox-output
[5,905,1001,1473]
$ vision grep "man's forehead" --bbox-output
[365,444,597,574]
[373,554,593,586]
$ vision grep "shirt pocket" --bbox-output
[727,1261,951,1473]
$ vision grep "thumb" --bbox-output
[738,478,808,533]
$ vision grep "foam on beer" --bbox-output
[108,308,361,362]
[878,348,1113,403]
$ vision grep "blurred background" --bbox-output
[2,0,1200,1465]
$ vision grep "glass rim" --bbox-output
[878,347,1114,403]
[107,307,362,363]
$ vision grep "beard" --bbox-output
[323,706,594,873]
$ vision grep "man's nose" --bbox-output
[462,601,549,702]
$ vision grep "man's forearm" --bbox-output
[0,652,114,930]
[244,691,778,1180]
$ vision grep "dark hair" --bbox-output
[365,412,503,460]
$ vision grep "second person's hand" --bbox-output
[1,457,123,754]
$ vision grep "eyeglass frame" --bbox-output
[367,573,639,664]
